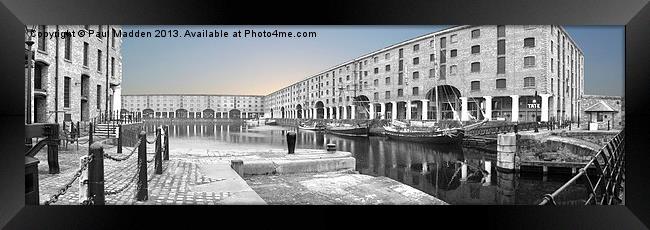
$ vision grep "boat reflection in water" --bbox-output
[145,122,590,205]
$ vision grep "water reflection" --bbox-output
[145,122,589,205]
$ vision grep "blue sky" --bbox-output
[121,25,623,96]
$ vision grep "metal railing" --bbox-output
[539,128,625,205]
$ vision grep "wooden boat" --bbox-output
[383,126,464,144]
[326,124,370,137]
[298,123,326,131]
[265,119,278,125]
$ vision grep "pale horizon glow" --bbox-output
[121,25,624,97]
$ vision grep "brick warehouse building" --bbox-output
[26,25,123,124]
[263,25,584,123]
[120,94,264,119]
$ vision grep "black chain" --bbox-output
[43,155,93,205]
[105,168,139,195]
[103,140,142,162]
[147,155,156,163]
[80,195,94,205]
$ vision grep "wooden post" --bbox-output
[136,131,148,201]
[47,124,60,174]
[88,122,94,148]
[163,125,170,160]
[155,127,162,174]
[88,142,105,205]
[117,124,123,153]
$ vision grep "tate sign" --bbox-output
[527,103,540,109]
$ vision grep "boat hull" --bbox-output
[298,126,325,131]
[326,126,370,137]
[384,129,464,144]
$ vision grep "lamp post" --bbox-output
[25,25,37,152]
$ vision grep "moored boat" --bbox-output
[265,119,278,125]
[298,123,326,131]
[326,124,370,137]
[383,126,464,144]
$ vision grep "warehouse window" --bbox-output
[471,81,480,91]
[398,89,403,97]
[385,77,391,84]
[524,56,536,67]
[97,50,102,71]
[440,65,446,79]
[440,50,446,63]
[524,37,535,47]
[412,87,419,96]
[413,57,419,65]
[524,77,536,88]
[471,62,481,73]
[83,42,89,67]
[413,44,419,52]
[450,65,458,75]
[497,57,505,74]
[385,64,391,72]
[440,37,446,48]
[471,29,480,38]
[399,48,403,58]
[430,54,434,62]
[429,68,435,78]
[497,25,505,37]
[450,34,457,43]
[64,77,71,108]
[413,71,419,79]
[64,35,71,60]
[496,79,506,89]
[498,40,505,55]
[450,49,457,57]
[97,85,101,109]
[385,91,391,99]
[37,25,47,52]
[471,45,480,54]
[111,57,115,76]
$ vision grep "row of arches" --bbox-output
[270,86,465,120]
[133,108,255,119]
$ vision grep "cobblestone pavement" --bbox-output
[37,141,232,205]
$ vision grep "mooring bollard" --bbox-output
[286,131,296,154]
[155,127,162,174]
[47,124,60,174]
[231,160,244,177]
[88,142,105,205]
[88,122,94,148]
[326,143,336,152]
[163,125,170,160]
[117,124,123,154]
[136,131,148,201]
